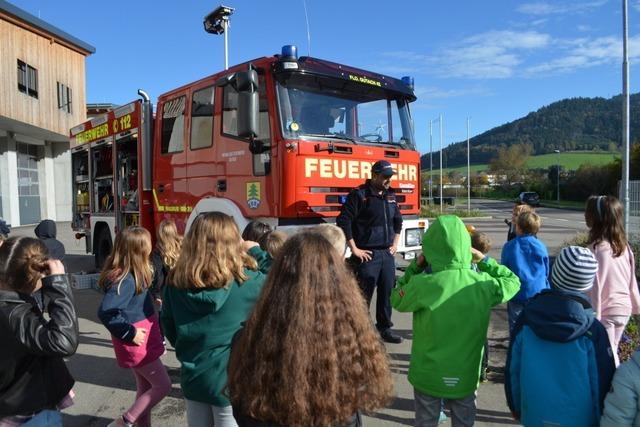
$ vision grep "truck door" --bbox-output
[153,93,189,232]
[186,84,218,200]
[216,70,275,218]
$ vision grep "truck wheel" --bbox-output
[94,228,112,270]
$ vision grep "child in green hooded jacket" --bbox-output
[392,215,520,426]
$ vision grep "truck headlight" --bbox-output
[405,228,423,247]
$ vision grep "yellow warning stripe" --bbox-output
[152,189,193,213]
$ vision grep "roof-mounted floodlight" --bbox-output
[204,5,235,69]
[204,5,234,34]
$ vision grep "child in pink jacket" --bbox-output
[585,195,640,365]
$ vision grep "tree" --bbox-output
[489,144,532,185]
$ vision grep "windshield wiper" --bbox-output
[301,134,358,144]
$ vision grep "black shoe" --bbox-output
[380,329,403,344]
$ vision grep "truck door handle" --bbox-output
[157,184,165,193]
[217,180,227,192]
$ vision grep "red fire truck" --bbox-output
[70,46,426,268]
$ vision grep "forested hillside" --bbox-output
[423,94,640,169]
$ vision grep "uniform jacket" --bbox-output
[601,349,640,427]
[391,215,521,399]
[0,275,78,416]
[589,241,640,319]
[161,246,269,407]
[500,234,550,303]
[505,289,615,427]
[97,274,164,369]
[336,181,402,249]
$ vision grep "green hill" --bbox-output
[421,93,639,169]
[425,151,619,176]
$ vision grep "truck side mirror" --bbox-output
[235,70,259,139]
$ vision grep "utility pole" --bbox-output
[554,150,561,203]
[467,117,471,214]
[622,0,631,236]
[429,120,433,201]
[439,114,443,212]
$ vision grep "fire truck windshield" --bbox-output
[276,73,415,150]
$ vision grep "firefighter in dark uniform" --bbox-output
[337,160,403,344]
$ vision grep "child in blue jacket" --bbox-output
[505,246,615,427]
[501,211,550,334]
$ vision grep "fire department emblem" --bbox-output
[246,182,261,209]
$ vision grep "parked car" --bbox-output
[518,192,540,207]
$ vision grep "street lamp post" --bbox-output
[554,149,561,203]
[429,120,433,202]
[467,117,471,214]
[439,114,444,212]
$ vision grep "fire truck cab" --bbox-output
[70,46,426,268]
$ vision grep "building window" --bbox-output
[17,60,38,99]
[57,82,72,113]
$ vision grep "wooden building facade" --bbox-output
[0,0,94,226]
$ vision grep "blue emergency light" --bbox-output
[281,45,298,60]
[339,195,348,204]
[401,76,414,90]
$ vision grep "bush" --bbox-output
[420,205,485,218]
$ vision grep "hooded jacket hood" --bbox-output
[422,215,472,272]
[34,220,65,261]
[173,286,233,314]
[34,219,56,239]
[523,289,594,342]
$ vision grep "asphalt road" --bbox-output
[9,203,588,426]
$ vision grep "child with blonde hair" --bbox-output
[161,212,270,427]
[151,219,182,305]
[258,230,288,260]
[501,211,550,334]
[98,227,171,427]
[310,223,347,256]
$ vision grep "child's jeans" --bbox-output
[123,358,171,427]
[185,400,237,427]
[414,389,476,427]
[507,300,524,336]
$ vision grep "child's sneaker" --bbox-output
[439,410,447,424]
[107,416,134,427]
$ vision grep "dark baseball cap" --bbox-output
[371,160,396,177]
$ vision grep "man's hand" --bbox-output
[389,244,398,255]
[352,247,373,262]
[471,247,485,263]
[132,328,147,346]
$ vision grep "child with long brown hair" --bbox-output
[98,227,171,427]
[228,232,394,427]
[0,237,78,426]
[150,219,182,305]
[585,195,640,365]
[161,212,270,427]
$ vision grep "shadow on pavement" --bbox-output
[475,408,519,425]
[62,413,112,427]
[66,352,183,400]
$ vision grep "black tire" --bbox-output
[94,228,112,270]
